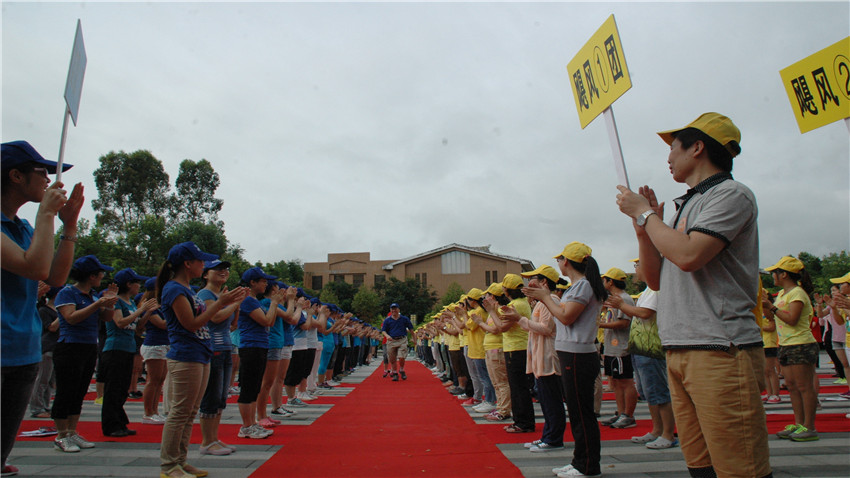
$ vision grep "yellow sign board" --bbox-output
[779,37,850,133]
[567,15,632,129]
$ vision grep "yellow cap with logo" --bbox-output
[657,112,741,158]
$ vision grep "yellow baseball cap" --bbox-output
[764,256,804,273]
[466,288,485,301]
[485,283,504,296]
[556,282,571,290]
[630,258,639,263]
[601,267,627,282]
[521,265,560,283]
[830,272,850,284]
[553,241,592,262]
[501,273,524,290]
[657,112,741,158]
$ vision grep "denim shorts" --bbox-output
[267,347,283,361]
[281,345,293,360]
[632,354,671,405]
[199,351,232,416]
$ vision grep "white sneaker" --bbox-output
[327,380,341,386]
[142,415,165,425]
[54,436,80,453]
[552,463,572,474]
[298,392,316,401]
[556,464,601,477]
[524,439,542,449]
[254,424,274,437]
[474,402,496,413]
[154,414,168,422]
[68,433,95,449]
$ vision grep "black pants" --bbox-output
[824,328,846,379]
[558,351,601,477]
[1,363,39,466]
[440,345,454,382]
[238,347,268,403]
[101,349,134,434]
[505,350,535,430]
[537,373,566,446]
[52,342,97,419]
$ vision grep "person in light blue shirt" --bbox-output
[101,268,157,437]
[1,140,83,469]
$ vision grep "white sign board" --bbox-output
[64,19,87,126]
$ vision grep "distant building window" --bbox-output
[375,274,386,285]
[353,274,365,288]
[485,270,498,284]
[415,273,428,286]
[441,251,470,274]
[312,275,323,290]
[333,274,346,283]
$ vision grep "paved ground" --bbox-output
[7,352,850,477]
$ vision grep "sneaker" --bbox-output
[199,442,232,456]
[552,464,573,474]
[68,433,95,449]
[391,373,399,381]
[298,392,316,401]
[646,436,678,449]
[257,417,279,428]
[128,391,143,399]
[1,464,19,476]
[456,393,470,400]
[839,390,850,399]
[449,387,465,395]
[400,371,407,380]
[610,414,636,429]
[599,413,619,426]
[529,442,564,452]
[271,407,293,417]
[53,436,80,453]
[776,424,801,439]
[228,386,241,395]
[630,432,657,444]
[93,397,103,405]
[833,377,848,385]
[789,426,819,442]
[461,398,481,407]
[287,398,307,408]
[254,424,273,437]
[524,439,542,449]
[765,395,781,404]
[556,464,602,477]
[474,402,496,414]
[216,440,236,452]
[142,415,166,425]
[237,425,269,439]
[327,380,341,387]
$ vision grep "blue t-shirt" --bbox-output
[230,329,240,348]
[1,214,41,366]
[342,334,350,347]
[56,285,102,345]
[198,288,234,352]
[353,336,361,347]
[162,281,211,363]
[381,315,414,338]
[320,318,335,348]
[105,298,139,353]
[282,317,295,347]
[239,296,269,349]
[142,309,169,346]
[333,331,341,346]
[260,299,285,349]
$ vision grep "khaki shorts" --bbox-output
[386,337,409,363]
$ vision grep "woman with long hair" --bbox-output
[52,255,117,453]
[140,277,169,424]
[524,242,606,477]
[762,256,818,442]
[157,242,247,478]
[101,268,158,437]
[196,259,242,455]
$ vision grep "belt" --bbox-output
[391,336,406,340]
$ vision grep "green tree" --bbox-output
[174,159,223,223]
[374,277,438,325]
[352,285,382,324]
[319,289,340,306]
[322,280,357,311]
[92,150,172,236]
[440,282,464,307]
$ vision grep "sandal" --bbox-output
[504,424,534,433]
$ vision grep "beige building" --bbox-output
[303,243,535,298]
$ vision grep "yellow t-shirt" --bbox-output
[444,327,460,351]
[465,307,487,359]
[483,316,503,351]
[774,286,815,346]
[502,298,531,352]
[758,313,778,349]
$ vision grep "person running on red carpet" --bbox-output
[381,303,414,381]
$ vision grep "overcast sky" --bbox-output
[3,1,849,278]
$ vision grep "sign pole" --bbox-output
[603,107,629,189]
[56,107,71,183]
[845,117,850,134]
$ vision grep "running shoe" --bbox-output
[833,377,847,385]
[287,398,307,408]
[327,380,341,387]
[599,413,619,426]
[474,402,497,414]
[391,373,399,381]
[610,414,636,429]
[237,425,270,439]
[555,464,602,477]
[524,439,542,449]
[400,371,407,380]
[69,433,95,449]
[776,424,802,439]
[142,415,166,425]
[529,442,564,452]
[53,436,80,453]
[789,426,819,442]
[228,386,240,395]
[298,392,316,401]
[271,407,294,417]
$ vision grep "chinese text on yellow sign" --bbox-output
[567,15,631,129]
[779,37,850,134]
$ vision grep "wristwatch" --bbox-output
[636,210,657,227]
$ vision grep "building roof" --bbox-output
[382,243,534,271]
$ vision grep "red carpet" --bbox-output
[249,364,523,477]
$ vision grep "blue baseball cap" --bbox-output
[1,140,73,173]
[113,268,150,286]
[390,303,400,309]
[73,255,114,275]
[241,266,276,283]
[167,242,218,265]
[203,259,231,272]
[144,277,157,290]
